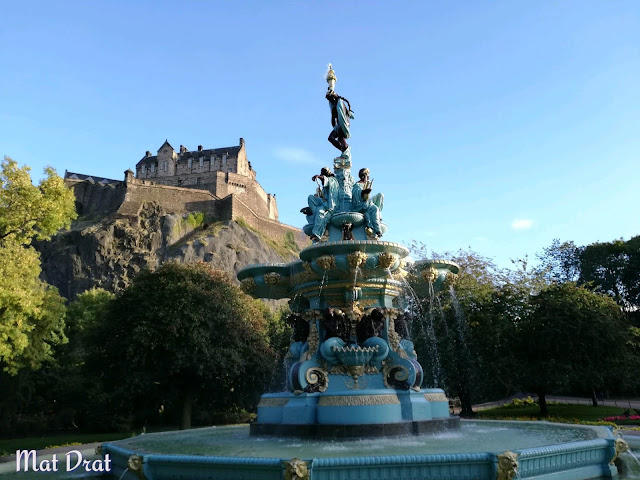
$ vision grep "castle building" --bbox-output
[64,139,306,246]
[135,138,278,221]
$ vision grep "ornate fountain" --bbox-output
[238,64,459,437]
[99,65,629,480]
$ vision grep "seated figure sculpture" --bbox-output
[302,167,339,242]
[352,168,384,238]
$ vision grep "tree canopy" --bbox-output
[0,158,76,373]
[98,262,277,429]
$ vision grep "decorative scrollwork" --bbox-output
[378,252,397,270]
[497,451,519,480]
[284,458,309,480]
[240,277,256,293]
[383,361,410,390]
[347,251,368,269]
[263,272,281,286]
[316,255,336,270]
[304,366,328,393]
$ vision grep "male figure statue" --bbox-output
[352,168,383,238]
[302,167,339,242]
[326,91,354,162]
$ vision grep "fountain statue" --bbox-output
[99,65,633,480]
[239,63,459,436]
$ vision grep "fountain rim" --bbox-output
[413,259,460,275]
[102,418,616,458]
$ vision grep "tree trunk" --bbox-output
[538,391,548,416]
[460,396,474,417]
[459,385,474,417]
[180,392,193,430]
[591,389,599,407]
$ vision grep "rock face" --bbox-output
[37,202,302,299]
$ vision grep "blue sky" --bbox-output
[1,1,638,268]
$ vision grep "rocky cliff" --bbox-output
[37,202,304,299]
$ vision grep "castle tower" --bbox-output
[156,140,177,177]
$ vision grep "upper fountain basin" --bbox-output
[237,240,410,300]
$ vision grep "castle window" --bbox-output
[141,165,146,174]
[150,164,155,173]
[222,154,227,166]
[197,177,202,185]
[178,179,183,186]
[199,157,204,168]
[188,158,193,169]
[163,161,168,172]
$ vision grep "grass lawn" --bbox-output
[0,432,134,457]
[475,403,629,422]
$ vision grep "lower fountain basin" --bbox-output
[101,420,628,479]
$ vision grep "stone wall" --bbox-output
[67,179,126,217]
[229,195,307,246]
[119,178,220,218]
[66,172,304,247]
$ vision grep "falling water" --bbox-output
[396,271,443,387]
[618,431,640,468]
[318,270,328,298]
[435,295,450,338]
[424,281,443,387]
[449,285,469,351]
[353,265,361,288]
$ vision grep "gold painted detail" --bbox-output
[284,458,309,480]
[443,271,457,287]
[378,252,397,270]
[318,395,400,407]
[392,268,408,280]
[387,316,408,358]
[316,255,336,270]
[496,451,519,480]
[258,397,289,408]
[240,277,256,293]
[295,282,403,296]
[610,437,629,465]
[347,251,368,269]
[291,262,320,285]
[127,455,146,479]
[301,320,319,361]
[263,272,281,286]
[330,365,379,375]
[424,393,449,402]
[422,266,439,283]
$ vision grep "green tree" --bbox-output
[0,157,76,373]
[517,283,631,415]
[536,239,581,283]
[99,263,276,430]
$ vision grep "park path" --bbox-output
[470,394,640,412]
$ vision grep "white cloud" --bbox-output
[511,219,534,230]
[273,147,317,165]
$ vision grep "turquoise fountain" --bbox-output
[100,65,631,480]
[237,64,459,438]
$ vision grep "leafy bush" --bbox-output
[502,396,538,408]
